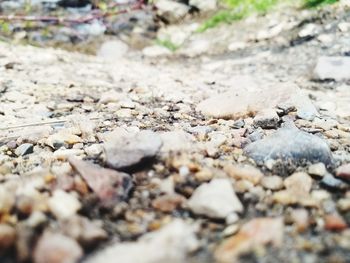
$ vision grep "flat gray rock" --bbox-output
[314,56,350,81]
[244,124,333,170]
[103,129,162,171]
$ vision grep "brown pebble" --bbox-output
[324,214,348,231]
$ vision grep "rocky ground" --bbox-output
[0,1,350,263]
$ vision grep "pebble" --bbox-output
[84,220,198,263]
[335,163,350,181]
[290,209,309,233]
[15,143,34,156]
[34,232,83,263]
[188,178,243,219]
[308,163,327,178]
[103,129,162,171]
[97,40,129,60]
[215,217,284,262]
[224,164,263,185]
[244,124,333,169]
[261,175,283,190]
[314,56,350,81]
[69,157,132,206]
[284,172,312,197]
[151,194,185,212]
[48,190,81,219]
[324,214,348,231]
[0,224,16,249]
[321,173,348,190]
[253,109,279,129]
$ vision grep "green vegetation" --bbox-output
[198,0,339,32]
[155,38,179,52]
[303,0,338,8]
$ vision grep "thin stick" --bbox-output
[0,117,102,131]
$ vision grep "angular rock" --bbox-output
[196,79,318,120]
[190,0,217,11]
[103,129,162,171]
[253,109,279,129]
[314,56,350,81]
[33,232,83,263]
[244,124,333,170]
[215,217,284,262]
[15,143,34,156]
[84,220,198,263]
[69,157,132,206]
[188,178,243,219]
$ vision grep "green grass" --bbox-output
[198,0,339,32]
[155,38,179,52]
[303,0,338,8]
[197,0,279,32]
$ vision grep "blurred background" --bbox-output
[0,0,345,56]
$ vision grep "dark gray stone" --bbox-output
[15,143,34,156]
[244,124,333,170]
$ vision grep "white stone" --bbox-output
[190,0,217,11]
[85,220,198,263]
[142,45,172,57]
[48,190,81,219]
[314,56,350,81]
[97,40,129,61]
[188,178,243,219]
[155,0,189,23]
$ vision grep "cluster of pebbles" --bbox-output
[0,8,350,263]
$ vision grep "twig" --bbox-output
[0,0,145,25]
[0,117,101,131]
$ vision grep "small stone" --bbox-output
[337,198,350,212]
[84,144,103,157]
[142,45,172,57]
[0,224,16,249]
[103,129,162,171]
[336,163,350,180]
[159,131,195,154]
[224,164,263,185]
[253,109,279,129]
[61,216,108,245]
[308,163,327,177]
[34,232,83,263]
[188,178,243,219]
[215,217,284,262]
[284,172,312,197]
[0,187,15,214]
[261,175,283,190]
[321,173,348,190]
[84,220,198,263]
[152,194,185,212]
[155,0,189,23]
[15,143,34,156]
[48,190,81,220]
[189,0,217,11]
[290,209,309,233]
[69,157,132,206]
[244,125,333,170]
[97,40,129,60]
[314,56,350,81]
[324,214,348,231]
